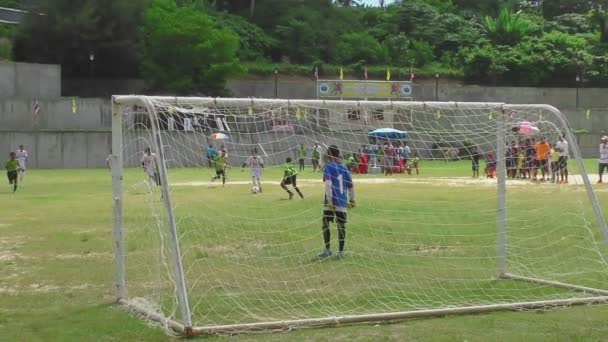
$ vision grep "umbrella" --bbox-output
[368,128,408,140]
[513,121,540,136]
[209,132,230,140]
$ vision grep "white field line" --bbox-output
[172,174,602,188]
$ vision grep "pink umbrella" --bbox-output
[516,121,540,136]
[209,132,229,140]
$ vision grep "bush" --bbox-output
[336,32,388,65]
[216,13,276,62]
[0,38,11,61]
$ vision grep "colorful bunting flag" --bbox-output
[33,100,40,117]
[72,97,78,114]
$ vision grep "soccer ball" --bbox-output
[252,186,259,194]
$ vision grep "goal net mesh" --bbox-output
[116,97,608,332]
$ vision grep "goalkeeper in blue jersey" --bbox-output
[280,157,303,200]
[317,145,355,259]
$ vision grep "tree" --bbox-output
[483,7,532,46]
[142,0,245,95]
[590,9,608,43]
[336,32,387,65]
[13,0,146,78]
[542,0,608,19]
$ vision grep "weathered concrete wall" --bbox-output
[227,79,608,110]
[0,62,61,99]
[0,131,111,168]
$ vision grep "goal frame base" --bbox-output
[119,273,608,336]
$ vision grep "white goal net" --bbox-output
[110,96,608,335]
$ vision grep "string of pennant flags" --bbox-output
[32,97,80,117]
[314,66,415,82]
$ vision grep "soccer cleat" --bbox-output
[288,192,294,200]
[337,251,345,259]
[317,249,332,258]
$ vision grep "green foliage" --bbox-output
[13,0,146,78]
[590,9,608,43]
[142,0,245,95]
[546,14,592,35]
[460,31,593,86]
[541,0,599,19]
[215,13,275,61]
[406,40,435,67]
[0,37,11,61]
[336,32,387,65]
[0,0,18,7]
[483,7,532,46]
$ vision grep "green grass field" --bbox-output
[2,160,608,341]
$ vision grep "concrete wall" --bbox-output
[0,62,61,99]
[1,65,608,167]
[227,79,608,109]
[0,131,111,168]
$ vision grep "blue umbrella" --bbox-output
[368,128,408,140]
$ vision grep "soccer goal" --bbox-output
[110,96,608,336]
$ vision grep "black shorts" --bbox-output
[472,159,479,171]
[7,170,17,183]
[558,156,568,170]
[282,175,297,186]
[506,158,516,169]
[551,161,559,171]
[535,160,548,168]
[600,163,608,174]
[215,169,225,177]
[323,210,347,225]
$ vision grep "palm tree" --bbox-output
[483,7,531,46]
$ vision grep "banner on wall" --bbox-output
[316,80,413,99]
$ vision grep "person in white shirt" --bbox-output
[555,136,569,183]
[15,145,28,182]
[183,117,193,131]
[242,148,264,193]
[599,136,608,183]
[141,148,161,186]
[167,116,175,131]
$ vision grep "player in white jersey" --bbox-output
[242,148,264,193]
[15,145,28,182]
[599,136,608,183]
[141,148,161,186]
[555,136,569,183]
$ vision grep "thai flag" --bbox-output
[314,66,319,80]
[364,66,368,80]
[409,71,415,82]
[33,100,40,117]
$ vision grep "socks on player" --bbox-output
[322,224,331,250]
[295,187,303,199]
[338,223,346,252]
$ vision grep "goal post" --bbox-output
[111,96,608,336]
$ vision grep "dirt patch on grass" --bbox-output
[0,236,27,263]
[51,252,111,260]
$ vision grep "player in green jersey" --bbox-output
[280,157,303,199]
[6,152,20,193]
